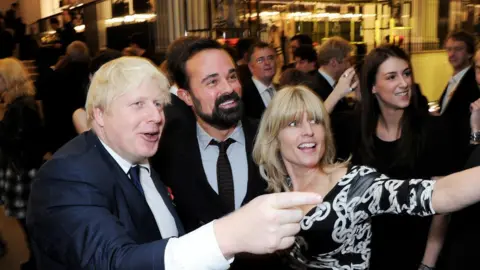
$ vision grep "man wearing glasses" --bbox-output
[241,42,278,120]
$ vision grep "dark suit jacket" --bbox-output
[313,71,352,114]
[240,76,268,120]
[27,131,184,269]
[438,145,480,270]
[438,67,480,162]
[151,107,286,269]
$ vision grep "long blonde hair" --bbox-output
[252,85,345,192]
[0,58,36,100]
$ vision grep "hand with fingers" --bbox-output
[335,67,359,97]
[470,98,480,132]
[324,67,359,113]
[214,192,322,257]
[470,98,480,144]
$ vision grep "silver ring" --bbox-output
[349,87,354,92]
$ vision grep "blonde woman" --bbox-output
[252,85,480,270]
[0,57,48,269]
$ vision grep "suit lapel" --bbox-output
[150,170,185,235]
[440,67,474,113]
[243,77,267,119]
[439,84,449,110]
[87,132,162,241]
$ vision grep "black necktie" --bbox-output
[210,138,236,212]
[128,165,144,195]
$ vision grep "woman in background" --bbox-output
[325,45,464,270]
[0,57,48,270]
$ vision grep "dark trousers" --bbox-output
[18,218,36,270]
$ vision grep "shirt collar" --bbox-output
[196,122,245,150]
[451,66,471,84]
[251,76,274,93]
[99,139,151,174]
[318,69,336,87]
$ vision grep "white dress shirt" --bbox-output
[440,66,470,114]
[318,69,336,88]
[197,122,248,209]
[100,140,232,269]
[251,76,276,107]
[169,84,179,96]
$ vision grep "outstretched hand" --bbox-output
[214,192,323,257]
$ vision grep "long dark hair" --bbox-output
[358,45,427,169]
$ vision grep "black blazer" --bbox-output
[312,71,334,101]
[27,131,184,269]
[240,76,268,120]
[437,145,480,270]
[438,67,480,162]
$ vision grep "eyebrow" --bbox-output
[383,67,411,76]
[201,73,219,84]
[227,68,236,74]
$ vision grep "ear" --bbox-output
[177,89,194,107]
[372,85,377,94]
[329,58,338,68]
[93,107,105,127]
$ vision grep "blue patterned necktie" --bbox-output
[128,165,144,195]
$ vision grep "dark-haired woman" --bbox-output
[325,45,470,270]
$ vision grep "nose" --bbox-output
[149,103,163,124]
[399,75,408,88]
[220,78,235,94]
[302,121,314,136]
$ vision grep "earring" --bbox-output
[286,176,293,190]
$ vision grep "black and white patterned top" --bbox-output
[288,165,436,270]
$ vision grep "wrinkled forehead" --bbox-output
[186,49,236,77]
[253,47,275,57]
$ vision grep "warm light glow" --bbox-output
[69,3,84,9]
[74,24,85,32]
[240,11,375,21]
[105,14,157,26]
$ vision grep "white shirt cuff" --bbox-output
[164,221,234,270]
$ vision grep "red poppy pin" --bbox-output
[166,186,174,201]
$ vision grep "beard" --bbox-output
[191,91,244,130]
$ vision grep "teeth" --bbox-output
[221,100,234,105]
[299,143,316,148]
[395,92,408,96]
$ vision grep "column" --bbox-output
[84,2,99,55]
[96,0,112,50]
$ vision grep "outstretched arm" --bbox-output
[432,166,480,214]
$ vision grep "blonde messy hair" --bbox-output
[0,58,35,99]
[253,85,343,193]
[85,56,171,126]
